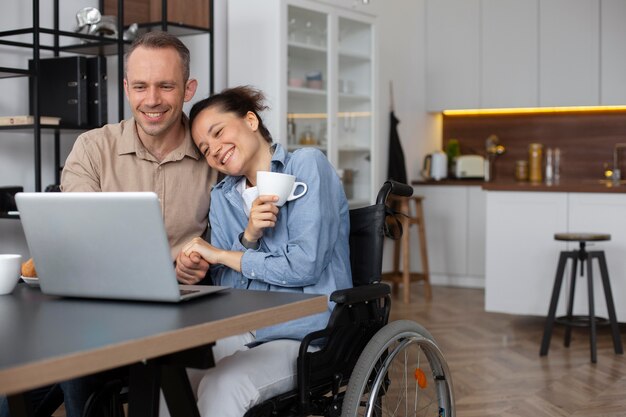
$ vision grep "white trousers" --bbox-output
[159,333,302,417]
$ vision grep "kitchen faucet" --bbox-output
[612,143,626,184]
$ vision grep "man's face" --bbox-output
[124,46,197,141]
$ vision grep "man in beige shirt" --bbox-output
[61,31,215,285]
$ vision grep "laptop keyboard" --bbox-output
[180,289,201,296]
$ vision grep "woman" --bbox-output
[181,86,351,416]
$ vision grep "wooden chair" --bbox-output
[382,195,432,303]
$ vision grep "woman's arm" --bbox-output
[183,237,244,272]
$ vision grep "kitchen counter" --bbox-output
[413,179,626,193]
[412,179,486,186]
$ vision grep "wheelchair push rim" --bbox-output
[341,320,455,417]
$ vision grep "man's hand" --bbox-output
[175,249,210,285]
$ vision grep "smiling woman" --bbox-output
[173,86,353,417]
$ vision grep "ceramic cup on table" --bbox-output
[256,171,307,207]
[0,254,22,295]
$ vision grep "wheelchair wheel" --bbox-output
[341,320,454,417]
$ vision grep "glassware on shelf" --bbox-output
[287,117,297,145]
[288,17,300,43]
[318,121,327,146]
[299,125,317,145]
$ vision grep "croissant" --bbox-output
[21,258,37,278]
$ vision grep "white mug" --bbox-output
[256,171,307,207]
[0,254,22,295]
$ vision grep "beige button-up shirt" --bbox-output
[61,117,215,259]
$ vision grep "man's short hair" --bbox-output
[124,31,191,82]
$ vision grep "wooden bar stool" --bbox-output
[539,233,623,363]
[382,195,432,303]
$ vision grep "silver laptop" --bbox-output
[15,192,227,302]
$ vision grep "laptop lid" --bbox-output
[15,192,225,302]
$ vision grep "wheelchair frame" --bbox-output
[244,181,455,417]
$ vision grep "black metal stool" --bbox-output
[540,233,623,363]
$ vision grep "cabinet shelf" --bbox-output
[338,50,370,62]
[1,0,214,192]
[0,67,30,79]
[288,41,326,55]
[288,86,327,97]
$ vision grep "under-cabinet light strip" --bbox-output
[442,105,626,116]
[288,112,371,119]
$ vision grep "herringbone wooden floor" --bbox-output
[390,285,626,417]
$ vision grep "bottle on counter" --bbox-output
[545,148,554,185]
[554,148,561,183]
[528,143,543,183]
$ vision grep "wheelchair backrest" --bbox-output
[348,179,412,287]
[348,203,387,287]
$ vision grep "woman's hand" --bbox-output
[183,237,221,264]
[182,237,244,273]
[244,195,279,242]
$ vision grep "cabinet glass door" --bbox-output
[286,5,328,155]
[337,16,372,206]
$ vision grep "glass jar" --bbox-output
[528,143,543,183]
[515,160,529,182]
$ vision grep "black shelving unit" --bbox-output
[0,0,213,197]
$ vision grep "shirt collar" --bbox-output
[118,115,201,162]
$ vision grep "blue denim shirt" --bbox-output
[208,144,352,342]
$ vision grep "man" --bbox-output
[0,31,215,417]
[61,31,215,283]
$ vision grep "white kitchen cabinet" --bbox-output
[481,0,539,108]
[228,0,378,206]
[412,185,486,287]
[539,0,600,106]
[425,0,480,111]
[600,0,626,105]
[485,192,568,316]
[485,191,626,321]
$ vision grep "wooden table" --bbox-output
[0,284,327,416]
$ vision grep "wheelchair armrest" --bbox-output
[330,282,390,305]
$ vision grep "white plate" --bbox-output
[21,276,40,288]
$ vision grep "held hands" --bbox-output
[182,237,221,265]
[182,237,244,273]
[244,195,279,243]
[175,247,209,285]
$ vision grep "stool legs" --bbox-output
[585,255,597,363]
[595,251,624,355]
[414,198,432,301]
[384,197,431,303]
[540,251,570,356]
[541,247,623,363]
[563,255,579,348]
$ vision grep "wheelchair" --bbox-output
[244,180,455,417]
[35,181,454,417]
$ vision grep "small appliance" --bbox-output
[454,155,485,179]
[422,151,448,181]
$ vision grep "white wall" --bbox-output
[0,0,216,258]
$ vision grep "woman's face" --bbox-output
[192,107,264,177]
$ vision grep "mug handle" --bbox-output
[287,182,308,202]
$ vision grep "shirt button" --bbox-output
[282,280,287,284]
[251,271,255,277]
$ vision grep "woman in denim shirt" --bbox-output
[177,86,351,417]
